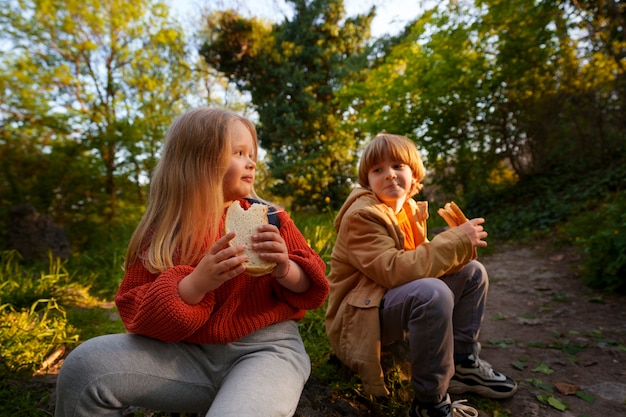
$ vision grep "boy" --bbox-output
[325,134,517,417]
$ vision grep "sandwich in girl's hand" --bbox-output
[225,200,277,276]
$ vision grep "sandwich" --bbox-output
[437,201,469,227]
[225,200,277,276]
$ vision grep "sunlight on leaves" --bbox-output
[525,378,553,392]
[537,395,569,411]
[532,363,554,375]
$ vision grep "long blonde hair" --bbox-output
[125,107,259,273]
[358,133,425,197]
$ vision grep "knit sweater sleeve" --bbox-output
[115,261,216,342]
[271,211,330,310]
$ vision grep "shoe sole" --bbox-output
[448,380,518,399]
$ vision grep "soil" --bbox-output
[470,241,626,417]
[35,241,626,416]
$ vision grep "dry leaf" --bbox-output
[555,381,579,395]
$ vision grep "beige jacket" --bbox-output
[325,188,476,396]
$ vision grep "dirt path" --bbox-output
[474,241,626,417]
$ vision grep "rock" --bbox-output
[582,382,626,403]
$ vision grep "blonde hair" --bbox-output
[124,107,259,273]
[358,133,425,197]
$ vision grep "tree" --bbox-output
[0,0,195,246]
[199,0,374,211]
[339,4,500,197]
[340,0,625,201]
[569,0,626,163]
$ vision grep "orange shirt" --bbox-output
[396,207,417,250]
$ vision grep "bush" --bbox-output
[466,163,626,242]
[566,192,626,293]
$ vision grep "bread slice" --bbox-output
[437,201,469,227]
[225,200,277,276]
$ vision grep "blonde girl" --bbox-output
[55,107,330,417]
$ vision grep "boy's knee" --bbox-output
[409,278,454,312]
[467,260,489,288]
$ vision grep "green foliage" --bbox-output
[0,299,79,375]
[0,378,52,417]
[291,209,337,266]
[299,301,332,370]
[0,252,93,376]
[340,0,625,205]
[461,161,626,294]
[467,163,626,241]
[566,190,626,293]
[199,0,374,211]
[0,0,195,250]
[0,251,69,309]
[65,306,126,341]
[65,220,136,299]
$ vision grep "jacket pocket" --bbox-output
[338,285,383,364]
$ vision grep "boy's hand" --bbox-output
[458,218,488,248]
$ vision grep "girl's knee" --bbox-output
[58,334,126,387]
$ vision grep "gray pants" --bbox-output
[380,260,488,403]
[55,320,310,417]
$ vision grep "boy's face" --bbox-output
[367,157,414,212]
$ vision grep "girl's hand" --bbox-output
[251,224,289,277]
[178,232,247,304]
[458,218,488,249]
[251,224,311,293]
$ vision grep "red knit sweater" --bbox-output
[115,203,330,344]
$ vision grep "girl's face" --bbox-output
[222,121,256,203]
[367,157,414,213]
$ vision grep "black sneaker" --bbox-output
[448,355,518,399]
[407,394,477,417]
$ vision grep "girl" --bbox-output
[55,107,330,417]
[325,134,516,417]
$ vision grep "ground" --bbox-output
[470,241,626,417]
[296,241,626,417]
[37,241,626,416]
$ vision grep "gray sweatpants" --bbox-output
[379,260,488,403]
[55,320,310,417]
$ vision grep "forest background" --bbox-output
[0,0,625,415]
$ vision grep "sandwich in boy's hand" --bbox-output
[437,201,469,227]
[225,200,277,276]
